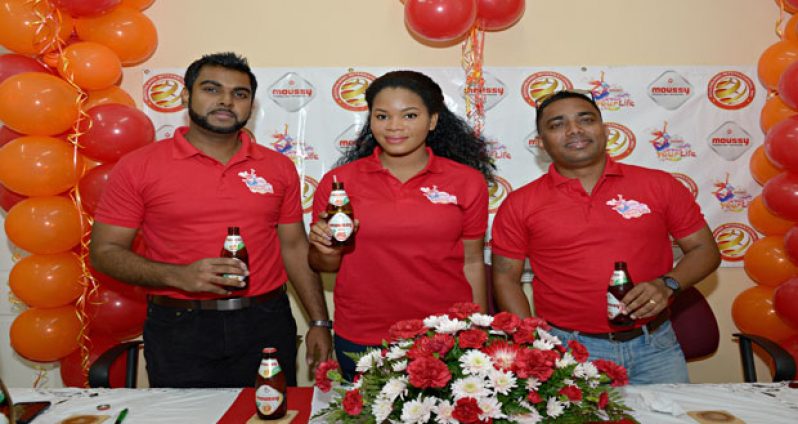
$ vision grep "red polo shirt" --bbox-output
[491,157,705,333]
[94,127,302,299]
[313,148,488,345]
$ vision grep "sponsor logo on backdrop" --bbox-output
[488,176,513,214]
[521,71,573,108]
[587,71,635,111]
[707,71,755,110]
[649,121,695,162]
[143,73,185,113]
[486,138,512,160]
[670,172,699,199]
[335,124,363,154]
[605,122,636,161]
[524,130,552,163]
[708,121,752,161]
[648,70,693,110]
[268,72,315,112]
[302,175,318,214]
[332,70,376,111]
[712,174,752,212]
[713,222,758,262]
[269,124,319,162]
[460,71,507,111]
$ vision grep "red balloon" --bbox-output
[79,104,155,162]
[785,226,798,267]
[86,284,146,341]
[758,40,798,91]
[476,0,525,31]
[60,333,128,388]
[732,286,797,343]
[778,61,798,110]
[88,261,147,300]
[78,163,115,216]
[774,277,798,329]
[0,54,49,85]
[0,125,23,147]
[0,184,26,212]
[405,0,477,42]
[765,115,798,172]
[52,0,121,17]
[763,172,798,221]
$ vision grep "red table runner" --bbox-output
[217,386,313,423]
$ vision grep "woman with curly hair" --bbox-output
[308,70,494,379]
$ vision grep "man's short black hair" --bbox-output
[535,90,602,129]
[183,52,257,97]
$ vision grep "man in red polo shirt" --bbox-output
[90,52,331,388]
[491,90,720,384]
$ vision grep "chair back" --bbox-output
[88,340,143,388]
[669,286,720,360]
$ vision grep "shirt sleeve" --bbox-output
[93,157,144,229]
[277,158,303,224]
[461,174,489,240]
[490,191,529,260]
[664,173,706,240]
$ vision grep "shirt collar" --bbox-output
[358,146,443,174]
[172,126,263,160]
[547,155,623,186]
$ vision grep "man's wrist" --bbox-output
[309,320,333,329]
[659,275,681,297]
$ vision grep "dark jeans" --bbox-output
[143,293,297,388]
[334,334,380,382]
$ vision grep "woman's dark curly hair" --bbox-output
[337,70,495,182]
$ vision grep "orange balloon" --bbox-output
[786,11,798,41]
[84,85,135,110]
[758,40,798,91]
[748,195,796,236]
[120,0,154,10]
[750,145,784,186]
[744,235,798,286]
[9,252,84,308]
[10,305,81,362]
[5,196,83,254]
[0,73,80,136]
[0,136,84,196]
[0,0,75,55]
[761,94,798,134]
[75,7,158,66]
[732,285,798,343]
[58,41,122,90]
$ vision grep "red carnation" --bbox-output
[459,329,489,349]
[491,312,521,334]
[527,390,543,404]
[451,398,483,423]
[559,384,583,402]
[342,389,363,416]
[407,356,451,389]
[568,340,589,363]
[314,359,339,392]
[407,334,455,359]
[598,391,609,409]
[512,348,557,381]
[388,319,428,341]
[448,302,481,320]
[594,359,629,387]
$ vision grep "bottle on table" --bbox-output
[325,179,355,247]
[255,347,287,420]
[220,226,249,291]
[607,261,635,327]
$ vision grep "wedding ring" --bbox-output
[648,299,657,305]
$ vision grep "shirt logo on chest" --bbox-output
[238,169,274,194]
[420,186,458,205]
[606,194,650,219]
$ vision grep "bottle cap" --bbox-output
[262,347,277,354]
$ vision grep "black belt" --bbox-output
[551,311,669,342]
[148,285,286,311]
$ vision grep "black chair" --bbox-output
[88,340,143,388]
[733,333,796,382]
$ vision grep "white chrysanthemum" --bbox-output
[380,376,408,402]
[532,338,555,351]
[573,362,599,379]
[546,397,565,418]
[564,378,574,386]
[423,314,447,328]
[434,316,469,334]
[399,339,415,349]
[459,350,493,376]
[556,352,577,369]
[392,359,408,372]
[478,397,506,420]
[536,328,562,346]
[400,396,436,424]
[469,313,494,327]
[372,397,393,423]
[452,376,491,400]
[488,368,517,395]
[387,345,408,360]
[510,409,542,424]
[433,400,457,424]
[355,349,383,373]
[525,377,541,391]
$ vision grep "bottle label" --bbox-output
[609,270,628,287]
[607,292,627,319]
[255,384,284,416]
[328,212,354,242]
[259,358,281,378]
[329,190,349,206]
[223,235,244,252]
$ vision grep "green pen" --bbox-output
[114,408,129,424]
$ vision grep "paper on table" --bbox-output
[625,389,686,416]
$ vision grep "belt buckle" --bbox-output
[216,298,245,311]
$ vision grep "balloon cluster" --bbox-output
[403,0,525,43]
[734,0,798,377]
[0,0,156,386]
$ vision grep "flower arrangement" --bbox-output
[314,303,636,423]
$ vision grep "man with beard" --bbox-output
[90,52,331,388]
[491,90,720,384]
